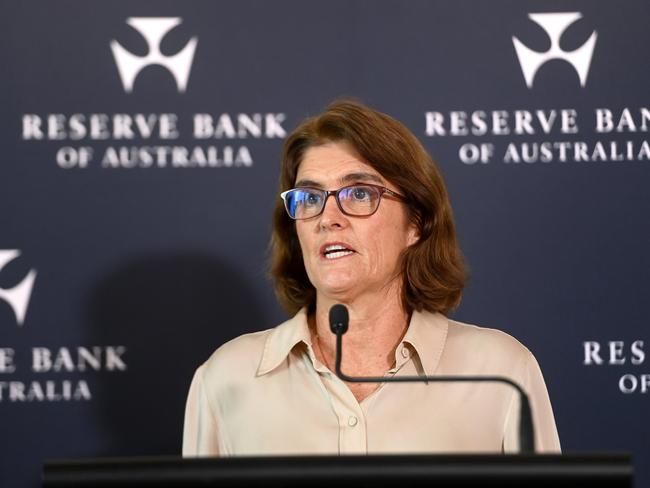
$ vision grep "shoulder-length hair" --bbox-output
[269,100,466,316]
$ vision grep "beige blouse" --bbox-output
[183,309,560,456]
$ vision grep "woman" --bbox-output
[183,100,560,455]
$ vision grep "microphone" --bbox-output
[329,303,349,335]
[328,303,536,453]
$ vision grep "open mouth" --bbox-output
[322,244,356,260]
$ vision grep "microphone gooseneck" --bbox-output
[327,303,536,454]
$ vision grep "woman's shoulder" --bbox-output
[448,317,531,353]
[199,329,272,379]
[440,315,535,373]
[197,311,305,383]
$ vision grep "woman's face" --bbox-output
[294,141,418,304]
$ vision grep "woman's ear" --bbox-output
[406,222,420,247]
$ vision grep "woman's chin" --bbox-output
[317,279,358,301]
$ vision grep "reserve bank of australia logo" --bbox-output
[512,12,597,88]
[0,250,37,327]
[110,17,198,93]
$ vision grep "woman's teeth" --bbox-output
[325,250,354,260]
[324,245,354,259]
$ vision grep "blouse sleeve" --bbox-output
[182,365,220,456]
[503,350,561,453]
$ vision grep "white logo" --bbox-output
[110,17,198,93]
[512,12,597,88]
[0,250,37,326]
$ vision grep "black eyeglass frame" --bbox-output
[280,183,407,220]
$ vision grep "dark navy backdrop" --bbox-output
[1,1,648,487]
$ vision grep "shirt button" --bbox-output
[401,347,410,358]
[348,415,358,427]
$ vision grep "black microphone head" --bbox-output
[329,304,349,335]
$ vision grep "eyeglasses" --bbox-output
[280,184,406,220]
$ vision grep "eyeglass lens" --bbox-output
[285,185,381,219]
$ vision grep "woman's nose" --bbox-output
[319,194,347,228]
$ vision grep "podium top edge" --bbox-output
[44,452,633,468]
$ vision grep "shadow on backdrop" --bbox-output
[84,251,266,456]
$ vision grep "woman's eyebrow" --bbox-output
[294,178,323,188]
[294,172,383,188]
[340,172,384,185]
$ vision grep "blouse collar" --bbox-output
[257,307,449,377]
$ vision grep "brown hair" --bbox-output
[269,100,466,315]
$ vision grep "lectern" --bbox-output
[43,453,632,487]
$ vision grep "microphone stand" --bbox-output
[329,305,536,453]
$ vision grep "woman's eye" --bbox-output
[305,193,321,206]
[352,187,370,200]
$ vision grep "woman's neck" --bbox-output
[311,285,411,377]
